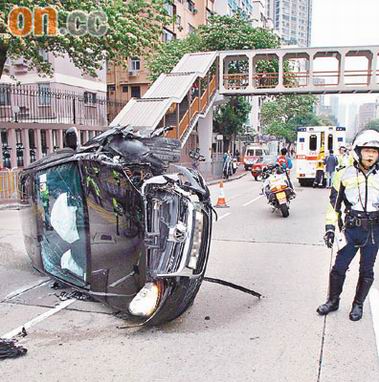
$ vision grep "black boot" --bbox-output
[317,271,346,315]
[349,276,374,321]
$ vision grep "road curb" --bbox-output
[0,202,23,211]
[208,171,248,186]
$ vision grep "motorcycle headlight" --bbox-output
[128,282,160,317]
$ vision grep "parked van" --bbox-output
[243,145,269,171]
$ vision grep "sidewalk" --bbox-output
[207,165,248,185]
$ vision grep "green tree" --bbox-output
[366,119,379,131]
[147,14,280,82]
[214,96,252,143]
[147,33,202,83]
[0,0,169,78]
[260,95,322,142]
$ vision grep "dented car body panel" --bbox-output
[19,126,212,325]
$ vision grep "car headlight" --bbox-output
[128,282,160,317]
[187,210,204,270]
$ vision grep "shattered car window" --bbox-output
[35,162,87,287]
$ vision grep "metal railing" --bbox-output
[223,69,379,90]
[0,84,125,126]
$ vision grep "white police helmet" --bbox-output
[352,129,379,163]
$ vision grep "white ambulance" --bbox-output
[296,126,346,186]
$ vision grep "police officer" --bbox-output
[317,129,379,321]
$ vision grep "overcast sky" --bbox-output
[312,0,379,47]
[311,0,379,107]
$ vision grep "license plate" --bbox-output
[276,192,286,202]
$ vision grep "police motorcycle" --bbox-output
[18,125,213,326]
[261,164,296,218]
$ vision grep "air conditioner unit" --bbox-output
[128,70,139,77]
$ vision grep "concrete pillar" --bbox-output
[46,128,53,154]
[369,52,377,87]
[57,129,64,149]
[308,56,314,86]
[35,129,42,160]
[198,107,213,162]
[338,54,346,86]
[278,53,284,87]
[249,53,254,89]
[22,128,30,167]
[8,128,17,169]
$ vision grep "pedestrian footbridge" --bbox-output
[111,45,379,146]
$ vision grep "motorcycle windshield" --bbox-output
[35,162,88,287]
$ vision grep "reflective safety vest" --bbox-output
[325,163,379,228]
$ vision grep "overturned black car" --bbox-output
[19,126,213,326]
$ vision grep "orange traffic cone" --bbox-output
[214,181,230,208]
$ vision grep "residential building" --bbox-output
[358,102,378,131]
[0,53,111,169]
[346,103,358,139]
[267,0,312,47]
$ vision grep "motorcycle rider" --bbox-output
[317,129,379,321]
[277,148,293,171]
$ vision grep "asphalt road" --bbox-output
[1,172,379,381]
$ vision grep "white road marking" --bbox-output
[217,213,231,221]
[3,279,49,302]
[2,299,76,339]
[369,287,379,358]
[243,195,264,207]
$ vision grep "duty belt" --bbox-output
[345,211,379,229]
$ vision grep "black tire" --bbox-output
[280,203,290,218]
[299,179,306,187]
[244,165,249,171]
[254,175,259,181]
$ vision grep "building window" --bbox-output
[0,84,11,106]
[164,2,175,17]
[38,83,51,106]
[188,24,195,34]
[162,28,175,42]
[131,86,141,98]
[187,0,195,12]
[84,91,97,105]
[122,85,128,93]
[131,57,141,71]
[107,84,116,92]
[176,14,182,26]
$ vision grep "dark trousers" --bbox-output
[314,170,324,186]
[332,226,379,279]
